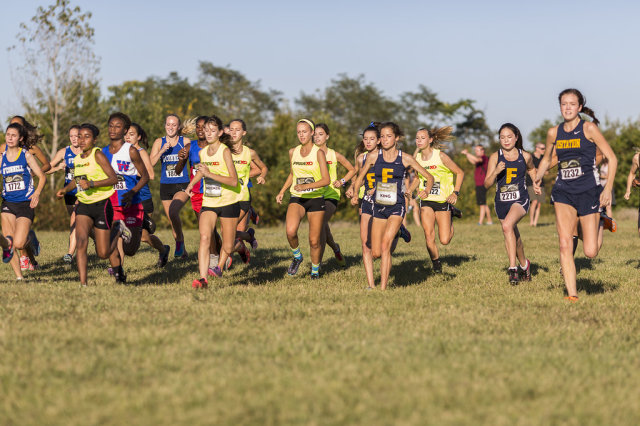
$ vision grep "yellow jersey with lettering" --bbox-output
[232,146,252,202]
[324,148,340,201]
[415,149,453,203]
[200,144,240,208]
[290,144,324,198]
[73,148,115,204]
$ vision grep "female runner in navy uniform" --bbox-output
[536,89,617,301]
[351,122,434,290]
[484,123,540,285]
[150,114,191,258]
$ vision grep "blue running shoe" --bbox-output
[399,224,411,243]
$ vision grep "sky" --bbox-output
[2,0,639,148]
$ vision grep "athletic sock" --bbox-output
[311,263,320,275]
[291,246,302,260]
[572,236,579,256]
[520,259,529,269]
[176,240,184,251]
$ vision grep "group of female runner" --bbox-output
[0,88,630,300]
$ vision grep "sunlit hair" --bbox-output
[205,114,235,152]
[355,122,381,158]
[297,118,315,132]
[498,123,523,150]
[417,126,454,150]
[165,113,183,135]
[68,124,81,133]
[11,115,42,148]
[130,122,148,149]
[558,88,599,126]
[181,117,197,136]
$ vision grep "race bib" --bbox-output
[429,182,441,196]
[4,175,25,192]
[165,164,183,178]
[75,174,87,192]
[114,175,127,191]
[203,177,221,197]
[499,184,520,202]
[559,159,582,180]
[66,169,74,182]
[376,182,397,205]
[296,177,315,193]
[191,166,199,178]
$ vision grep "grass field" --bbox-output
[1,214,640,425]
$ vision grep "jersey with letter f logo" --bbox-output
[506,168,517,184]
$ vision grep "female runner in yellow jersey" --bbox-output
[276,119,330,279]
[186,115,239,288]
[313,123,355,266]
[411,126,464,273]
[56,124,121,286]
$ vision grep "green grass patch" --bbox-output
[1,217,640,425]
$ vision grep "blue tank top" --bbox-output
[160,136,189,184]
[495,149,528,204]
[188,141,204,194]
[2,148,34,202]
[553,120,599,193]
[373,149,405,206]
[136,147,151,202]
[64,146,77,195]
[102,143,141,206]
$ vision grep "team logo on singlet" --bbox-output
[293,161,314,166]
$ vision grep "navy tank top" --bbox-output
[553,120,599,193]
[160,136,189,184]
[373,149,405,206]
[64,146,77,195]
[495,149,528,204]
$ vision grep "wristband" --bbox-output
[453,191,459,196]
[89,180,94,188]
[340,178,346,186]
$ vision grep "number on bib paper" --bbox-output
[165,164,183,178]
[375,182,397,205]
[204,178,221,197]
[559,159,582,180]
[429,182,441,196]
[296,177,315,193]
[5,180,25,192]
[499,184,520,202]
[114,176,127,191]
[66,170,74,182]
[75,175,87,192]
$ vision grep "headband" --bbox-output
[297,119,315,131]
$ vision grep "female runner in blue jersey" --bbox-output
[48,124,82,263]
[150,114,191,258]
[1,122,46,275]
[536,89,617,301]
[350,122,434,290]
[484,123,540,285]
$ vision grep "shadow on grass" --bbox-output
[441,254,476,267]
[625,259,640,268]
[226,251,291,286]
[131,256,198,286]
[530,262,549,277]
[390,259,430,287]
[575,257,602,273]
[577,278,617,295]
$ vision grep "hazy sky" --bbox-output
[2,0,639,148]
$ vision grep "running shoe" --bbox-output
[287,257,303,276]
[3,236,13,264]
[600,212,617,232]
[399,224,411,243]
[157,245,170,267]
[432,258,442,273]
[115,221,132,244]
[143,213,156,234]
[29,260,38,271]
[249,206,260,225]
[224,256,233,271]
[564,296,579,302]
[19,255,29,271]
[208,266,223,277]
[334,244,346,267]
[238,245,250,264]
[107,267,115,276]
[115,271,127,284]
[174,243,187,259]
[62,253,73,264]
[310,272,320,280]
[247,228,258,250]
[450,205,462,219]
[508,267,519,285]
[28,230,40,256]
[518,259,531,281]
[192,278,208,289]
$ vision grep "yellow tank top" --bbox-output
[416,149,454,202]
[324,148,340,201]
[73,147,115,204]
[290,144,324,198]
[200,144,240,208]
[232,146,252,202]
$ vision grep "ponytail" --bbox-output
[558,88,600,126]
[418,126,454,150]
